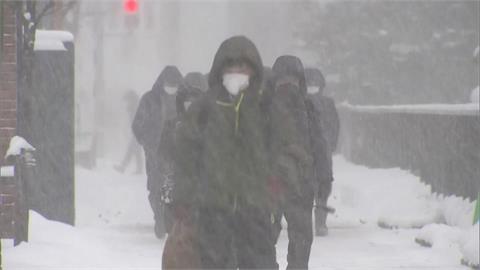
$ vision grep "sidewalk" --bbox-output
[1,156,475,269]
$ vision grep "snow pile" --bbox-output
[2,161,164,268]
[411,193,477,268]
[417,222,480,268]
[4,136,35,159]
[341,102,479,116]
[471,86,479,104]
[331,156,475,231]
[460,223,479,268]
[3,211,123,268]
[415,223,463,248]
[329,156,442,229]
[440,195,475,228]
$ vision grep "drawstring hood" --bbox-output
[208,36,263,135]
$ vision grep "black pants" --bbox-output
[197,206,278,269]
[197,208,236,269]
[314,180,332,230]
[145,149,165,237]
[234,204,278,270]
[284,195,314,270]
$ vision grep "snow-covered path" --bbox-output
[2,156,475,269]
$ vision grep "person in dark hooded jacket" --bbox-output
[132,65,183,239]
[269,55,315,269]
[172,36,277,269]
[158,72,206,234]
[305,68,339,153]
[305,67,339,236]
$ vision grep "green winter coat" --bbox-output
[173,36,270,211]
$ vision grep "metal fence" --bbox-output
[338,104,480,200]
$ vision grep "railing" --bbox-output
[338,103,480,200]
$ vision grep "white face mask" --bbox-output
[222,73,249,96]
[164,86,178,95]
[307,86,320,95]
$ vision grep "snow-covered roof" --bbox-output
[341,102,479,116]
[36,30,74,42]
[34,30,73,51]
[5,136,36,159]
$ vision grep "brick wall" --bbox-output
[0,3,17,164]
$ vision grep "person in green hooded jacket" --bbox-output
[172,36,277,269]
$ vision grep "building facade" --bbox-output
[0,2,17,163]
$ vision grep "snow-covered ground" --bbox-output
[2,156,477,269]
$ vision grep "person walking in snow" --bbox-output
[305,67,339,236]
[161,72,207,269]
[172,36,278,269]
[158,72,206,234]
[114,89,143,174]
[132,66,183,239]
[269,55,315,269]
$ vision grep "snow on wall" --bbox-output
[5,136,35,159]
[36,30,74,43]
[341,102,479,116]
[34,39,67,51]
[34,30,73,51]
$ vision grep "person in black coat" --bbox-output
[270,55,315,269]
[158,72,205,234]
[132,65,183,239]
[173,36,277,269]
[305,67,339,236]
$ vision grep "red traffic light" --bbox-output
[123,0,138,14]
